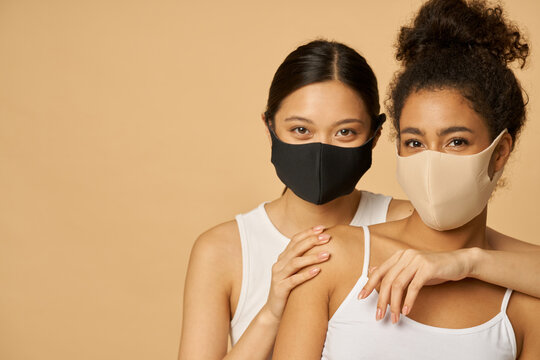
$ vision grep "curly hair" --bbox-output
[387,0,529,146]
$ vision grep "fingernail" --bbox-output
[309,268,320,275]
[376,307,382,321]
[358,289,367,300]
[318,252,330,260]
[318,234,330,242]
[391,313,399,324]
[368,266,377,274]
[402,305,409,316]
[313,225,324,232]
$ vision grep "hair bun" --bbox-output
[396,0,529,68]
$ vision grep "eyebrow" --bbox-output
[437,126,473,136]
[283,117,366,126]
[401,127,424,136]
[400,126,473,136]
[335,119,366,126]
[284,116,314,124]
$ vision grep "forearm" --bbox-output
[224,305,279,360]
[469,248,540,298]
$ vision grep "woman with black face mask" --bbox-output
[179,40,413,360]
[179,36,540,360]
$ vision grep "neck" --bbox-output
[401,208,489,251]
[265,188,361,238]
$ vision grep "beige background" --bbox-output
[1,0,539,359]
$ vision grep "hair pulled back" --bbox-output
[265,40,381,130]
[388,0,529,145]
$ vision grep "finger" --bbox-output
[282,251,330,278]
[278,227,327,264]
[283,267,322,291]
[289,225,325,246]
[402,273,428,316]
[289,232,331,259]
[376,252,413,320]
[389,265,418,323]
[359,251,402,300]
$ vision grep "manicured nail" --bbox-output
[358,289,367,300]
[309,268,321,275]
[318,252,330,260]
[391,313,399,324]
[402,305,410,316]
[313,225,324,232]
[368,266,377,274]
[376,307,383,321]
[318,234,330,243]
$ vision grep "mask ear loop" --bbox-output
[265,111,289,195]
[264,111,283,141]
[364,113,386,145]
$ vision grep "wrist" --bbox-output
[258,304,281,328]
[465,247,485,279]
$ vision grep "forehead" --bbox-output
[276,80,370,122]
[399,88,488,133]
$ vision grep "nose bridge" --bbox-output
[313,130,333,145]
[426,138,442,151]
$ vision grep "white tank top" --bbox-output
[322,226,517,360]
[231,191,392,346]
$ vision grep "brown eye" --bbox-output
[336,129,356,137]
[448,138,468,147]
[405,139,422,148]
[293,127,308,134]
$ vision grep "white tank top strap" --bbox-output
[361,225,371,278]
[231,214,250,328]
[500,288,513,314]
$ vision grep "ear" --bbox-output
[262,113,271,142]
[488,132,513,177]
[371,125,383,149]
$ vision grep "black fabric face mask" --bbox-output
[268,114,385,205]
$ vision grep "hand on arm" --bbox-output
[358,248,471,323]
[264,225,331,321]
[272,252,333,359]
[226,225,332,359]
[179,224,332,360]
[358,229,540,323]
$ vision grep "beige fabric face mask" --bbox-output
[396,129,507,231]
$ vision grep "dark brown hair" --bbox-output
[388,0,529,146]
[265,40,381,131]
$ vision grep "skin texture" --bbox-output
[273,89,540,359]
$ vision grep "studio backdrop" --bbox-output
[1,0,539,359]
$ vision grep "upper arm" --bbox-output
[272,251,333,359]
[509,293,540,359]
[386,199,414,222]
[179,221,240,360]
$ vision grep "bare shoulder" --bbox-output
[299,225,366,281]
[507,290,540,357]
[190,220,241,272]
[292,225,367,316]
[386,198,414,222]
[486,227,540,252]
[321,224,366,262]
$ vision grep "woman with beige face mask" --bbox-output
[273,0,540,359]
